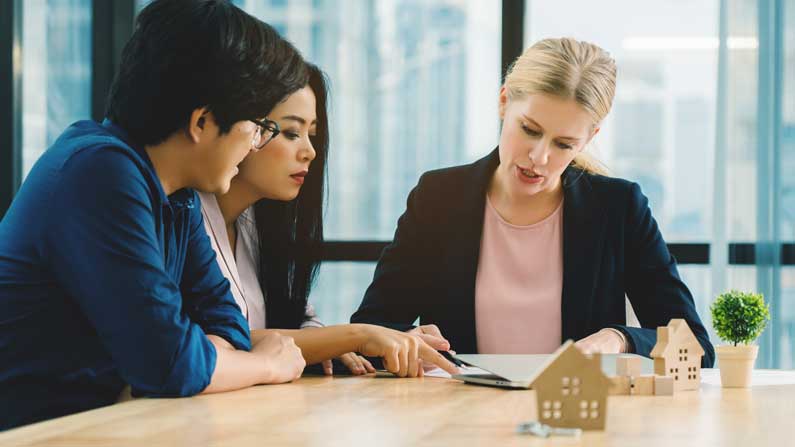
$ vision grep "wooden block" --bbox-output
[654,375,674,396]
[630,375,654,396]
[608,376,631,395]
[616,355,642,377]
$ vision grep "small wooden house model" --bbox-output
[649,319,704,391]
[528,340,610,430]
[609,355,677,396]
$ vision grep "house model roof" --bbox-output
[650,318,705,358]
[529,340,610,387]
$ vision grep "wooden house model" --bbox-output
[649,319,704,391]
[528,340,610,430]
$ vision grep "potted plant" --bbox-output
[710,290,770,388]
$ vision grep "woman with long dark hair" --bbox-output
[199,64,458,376]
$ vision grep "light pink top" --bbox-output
[198,191,323,330]
[475,195,564,354]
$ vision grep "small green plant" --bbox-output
[710,290,770,346]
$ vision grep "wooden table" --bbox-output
[2,369,794,446]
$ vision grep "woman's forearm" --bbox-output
[251,325,366,365]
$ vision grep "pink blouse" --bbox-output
[474,196,564,354]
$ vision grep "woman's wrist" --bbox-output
[603,328,628,353]
[348,323,371,351]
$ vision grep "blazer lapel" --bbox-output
[444,148,500,353]
[560,168,607,342]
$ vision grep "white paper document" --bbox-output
[423,365,491,378]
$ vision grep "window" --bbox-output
[78,0,793,365]
[21,0,92,179]
[782,268,795,369]
[238,0,501,240]
[777,1,795,370]
[541,399,562,420]
[526,0,793,369]
[308,262,376,325]
[541,400,552,420]
[526,0,720,243]
[237,0,502,324]
[580,400,599,419]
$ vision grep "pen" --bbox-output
[439,350,468,367]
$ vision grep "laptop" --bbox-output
[450,353,654,389]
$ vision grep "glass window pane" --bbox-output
[777,0,795,370]
[525,0,719,242]
[239,0,502,239]
[725,0,759,242]
[678,265,712,338]
[781,0,795,241]
[310,262,376,325]
[781,268,795,369]
[22,0,92,179]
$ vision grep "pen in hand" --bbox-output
[439,350,468,368]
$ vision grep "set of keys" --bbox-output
[516,421,582,438]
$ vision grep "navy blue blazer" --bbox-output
[351,149,715,367]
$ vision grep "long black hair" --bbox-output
[255,63,329,329]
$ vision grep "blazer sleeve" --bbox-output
[612,182,715,367]
[350,174,440,331]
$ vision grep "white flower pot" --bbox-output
[716,344,758,388]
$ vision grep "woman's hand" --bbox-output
[321,353,376,376]
[408,325,454,372]
[407,324,451,351]
[355,324,459,377]
[575,328,627,354]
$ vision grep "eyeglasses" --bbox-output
[249,118,280,151]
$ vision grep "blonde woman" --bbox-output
[352,38,714,366]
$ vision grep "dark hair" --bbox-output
[106,0,308,146]
[256,64,329,329]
